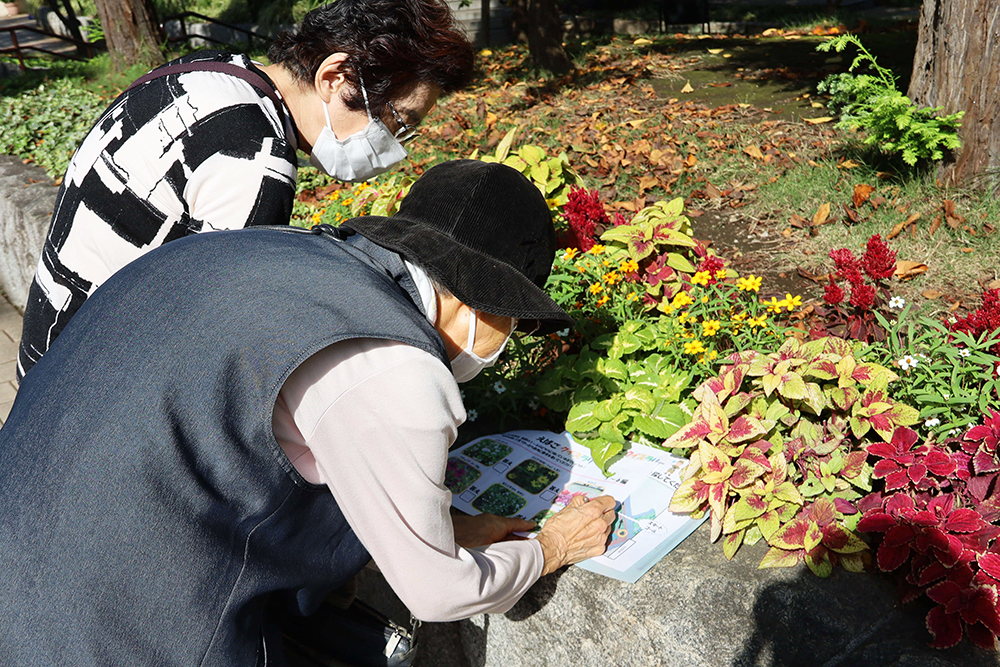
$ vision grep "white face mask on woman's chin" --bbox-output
[450,309,515,384]
[309,81,407,182]
[309,102,407,182]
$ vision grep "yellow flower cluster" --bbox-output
[737,275,762,292]
[691,271,711,286]
[763,293,803,313]
[620,259,639,274]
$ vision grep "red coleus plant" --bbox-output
[856,414,1000,650]
[812,234,899,343]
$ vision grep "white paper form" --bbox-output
[447,430,707,583]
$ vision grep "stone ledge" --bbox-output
[0,155,56,312]
[355,521,998,666]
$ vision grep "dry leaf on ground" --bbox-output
[922,289,944,299]
[943,199,966,229]
[929,214,942,237]
[887,213,921,240]
[852,183,875,208]
[812,203,831,226]
[804,116,834,124]
[681,81,694,93]
[743,145,765,160]
[895,260,928,280]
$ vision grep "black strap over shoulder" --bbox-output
[127,61,287,128]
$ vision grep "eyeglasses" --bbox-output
[385,100,419,145]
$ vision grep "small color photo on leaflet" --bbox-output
[445,457,481,494]
[505,458,560,494]
[471,483,527,517]
[462,439,512,466]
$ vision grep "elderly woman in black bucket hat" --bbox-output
[0,160,616,666]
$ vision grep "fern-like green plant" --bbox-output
[816,34,963,166]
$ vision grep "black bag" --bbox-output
[281,598,419,667]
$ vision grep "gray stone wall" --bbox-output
[0,156,55,312]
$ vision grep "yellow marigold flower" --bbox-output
[691,271,711,286]
[701,295,709,303]
[784,293,803,312]
[343,198,354,206]
[589,244,606,255]
[603,271,621,284]
[563,248,579,261]
[737,275,762,292]
[748,314,767,328]
[596,295,609,307]
[602,259,612,267]
[627,292,639,302]
[331,191,341,200]
[589,283,604,294]
[708,350,718,360]
[702,320,722,337]
[698,355,705,364]
[714,269,727,280]
[683,340,706,355]
[546,198,558,208]
[678,312,689,323]
[577,265,586,273]
[620,259,639,274]
[764,297,783,313]
[732,311,748,322]
[672,291,694,308]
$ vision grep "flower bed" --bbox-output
[324,141,1000,650]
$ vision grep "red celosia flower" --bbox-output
[697,256,725,284]
[860,234,897,280]
[849,283,877,310]
[562,186,608,251]
[950,290,1000,356]
[823,280,844,305]
[612,211,632,227]
[829,248,864,286]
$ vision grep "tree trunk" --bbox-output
[94,0,165,71]
[508,0,573,75]
[908,0,1000,195]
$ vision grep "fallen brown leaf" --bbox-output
[887,213,921,240]
[895,260,928,280]
[962,247,974,253]
[797,267,829,283]
[707,48,724,54]
[804,116,834,125]
[949,300,963,312]
[988,279,1000,290]
[929,214,942,237]
[638,175,659,192]
[684,154,698,168]
[782,227,792,237]
[681,81,694,93]
[852,183,875,208]
[812,202,832,226]
[922,289,944,299]
[944,199,966,229]
[838,159,861,169]
[743,145,765,160]
[789,214,810,228]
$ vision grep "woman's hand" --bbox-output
[535,495,617,576]
[452,512,537,548]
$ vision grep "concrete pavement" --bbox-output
[0,295,18,424]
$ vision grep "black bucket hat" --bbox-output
[344,159,573,334]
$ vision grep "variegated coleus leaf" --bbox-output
[662,387,729,450]
[693,362,747,404]
[850,388,921,441]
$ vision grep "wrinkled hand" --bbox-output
[452,512,536,549]
[536,495,617,576]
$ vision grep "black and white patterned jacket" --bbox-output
[18,51,298,381]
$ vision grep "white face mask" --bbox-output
[450,309,515,384]
[308,78,407,182]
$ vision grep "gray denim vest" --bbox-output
[0,226,448,666]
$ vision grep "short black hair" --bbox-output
[268,0,474,116]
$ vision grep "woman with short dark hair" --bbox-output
[18,0,474,382]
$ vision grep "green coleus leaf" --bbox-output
[773,481,803,505]
[759,546,800,569]
[848,415,871,440]
[803,522,824,553]
[726,414,767,444]
[632,404,688,440]
[622,387,656,412]
[731,494,768,523]
[592,396,624,422]
[723,529,744,560]
[599,357,629,383]
[840,552,867,573]
[586,437,623,473]
[770,517,808,550]
[722,506,754,535]
[745,524,764,546]
[757,509,781,541]
[800,382,827,415]
[664,252,697,272]
[598,419,626,444]
[799,476,826,498]
[566,401,601,433]
[723,392,754,418]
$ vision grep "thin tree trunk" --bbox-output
[94,0,165,71]
[908,0,1000,195]
[508,0,573,75]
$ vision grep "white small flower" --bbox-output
[493,381,506,394]
[948,316,958,325]
[467,409,479,422]
[949,428,961,436]
[556,328,570,337]
[959,348,971,358]
[898,355,918,370]
[528,397,540,410]
[942,393,950,400]
[918,353,929,360]
[924,417,941,428]
[888,296,906,310]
